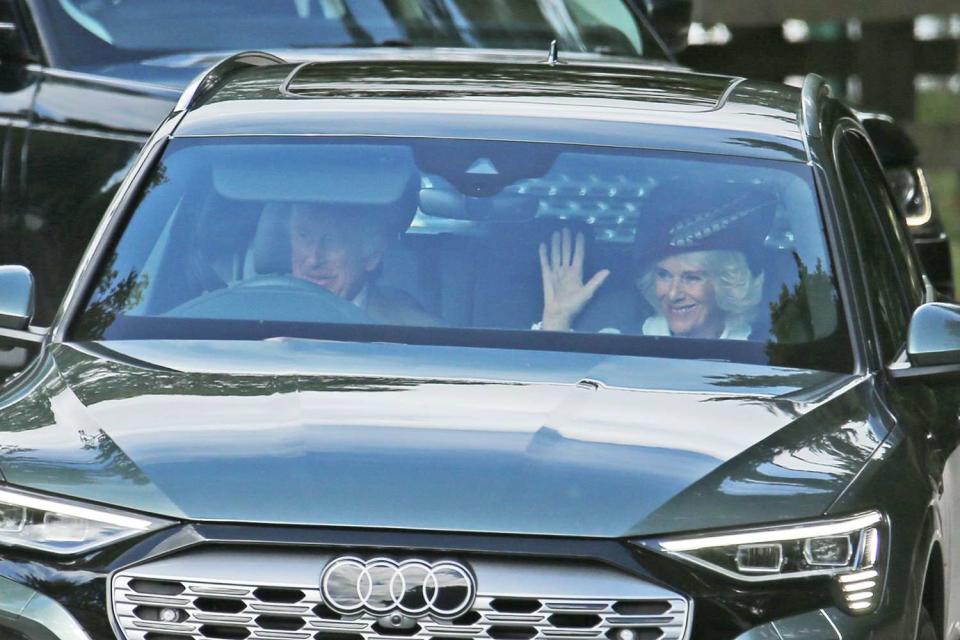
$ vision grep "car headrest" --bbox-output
[253,202,294,275]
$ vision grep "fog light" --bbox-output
[616,629,636,640]
[159,607,181,623]
[735,543,783,573]
[804,535,852,566]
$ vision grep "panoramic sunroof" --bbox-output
[284,61,735,112]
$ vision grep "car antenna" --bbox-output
[545,40,561,66]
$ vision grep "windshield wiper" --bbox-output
[374,38,414,47]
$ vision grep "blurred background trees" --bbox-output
[680,0,960,289]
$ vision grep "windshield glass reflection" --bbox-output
[70,137,853,372]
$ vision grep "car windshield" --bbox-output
[41,0,664,67]
[69,137,853,372]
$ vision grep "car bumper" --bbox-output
[733,608,868,639]
[0,523,912,640]
[0,574,93,640]
[0,594,893,640]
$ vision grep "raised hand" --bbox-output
[538,228,610,331]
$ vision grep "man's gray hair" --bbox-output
[289,202,391,259]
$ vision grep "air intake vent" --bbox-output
[131,579,185,596]
[547,614,601,628]
[613,602,671,617]
[198,625,249,640]
[254,587,305,603]
[490,599,540,614]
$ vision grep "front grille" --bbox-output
[111,550,690,640]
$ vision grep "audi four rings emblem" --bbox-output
[320,557,476,619]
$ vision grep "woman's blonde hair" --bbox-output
[637,250,765,325]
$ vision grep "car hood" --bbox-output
[0,340,886,538]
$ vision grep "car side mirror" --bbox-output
[907,303,960,367]
[0,0,37,63]
[0,265,43,378]
[891,303,960,380]
[0,265,34,330]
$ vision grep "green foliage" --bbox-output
[768,256,837,344]
[928,170,960,294]
[916,89,960,125]
[70,254,149,341]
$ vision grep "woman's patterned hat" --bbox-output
[634,178,777,268]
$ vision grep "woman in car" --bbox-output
[536,183,773,340]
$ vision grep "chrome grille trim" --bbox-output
[111,550,691,640]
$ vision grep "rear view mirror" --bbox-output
[419,188,539,222]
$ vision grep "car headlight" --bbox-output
[886,166,933,227]
[636,511,884,615]
[0,487,170,555]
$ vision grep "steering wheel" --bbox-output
[164,274,373,324]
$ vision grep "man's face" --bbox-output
[652,253,724,338]
[290,209,383,299]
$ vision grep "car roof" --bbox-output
[174,51,808,162]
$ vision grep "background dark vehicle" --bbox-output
[634,0,692,55]
[0,0,670,325]
[0,53,957,640]
[859,113,954,298]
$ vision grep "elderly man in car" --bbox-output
[288,202,438,327]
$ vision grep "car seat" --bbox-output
[469,219,598,330]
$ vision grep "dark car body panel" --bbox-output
[0,70,173,323]
[34,69,179,133]
[0,341,872,538]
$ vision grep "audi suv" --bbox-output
[0,52,958,640]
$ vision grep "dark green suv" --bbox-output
[0,51,957,640]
